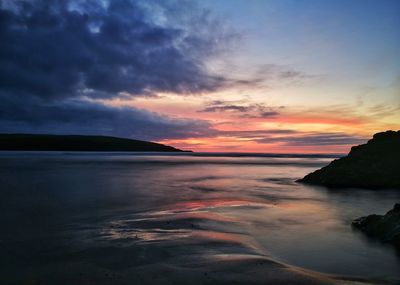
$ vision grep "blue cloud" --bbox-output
[0,0,230,139]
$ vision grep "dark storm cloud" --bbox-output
[0,0,227,99]
[0,96,215,140]
[0,0,231,139]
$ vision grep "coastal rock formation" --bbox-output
[352,204,400,248]
[298,130,400,189]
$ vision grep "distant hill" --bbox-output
[298,130,400,189]
[0,134,189,152]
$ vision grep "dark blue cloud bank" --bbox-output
[0,0,226,139]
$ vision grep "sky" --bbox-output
[0,0,399,153]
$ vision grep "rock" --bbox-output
[297,130,400,189]
[352,204,400,248]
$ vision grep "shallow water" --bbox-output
[0,152,399,284]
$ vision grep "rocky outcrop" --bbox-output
[352,204,400,248]
[298,130,400,189]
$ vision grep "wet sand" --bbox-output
[5,211,378,285]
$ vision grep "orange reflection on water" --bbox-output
[169,198,273,212]
[194,230,244,244]
[170,211,239,223]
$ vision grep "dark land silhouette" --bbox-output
[298,130,400,189]
[0,134,188,152]
[352,204,400,249]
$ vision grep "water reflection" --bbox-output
[0,152,399,284]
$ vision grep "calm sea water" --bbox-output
[0,152,399,284]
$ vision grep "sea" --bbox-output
[0,152,399,284]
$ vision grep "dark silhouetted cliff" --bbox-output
[0,134,188,152]
[298,130,400,189]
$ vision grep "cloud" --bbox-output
[216,63,316,91]
[255,132,367,146]
[0,0,366,150]
[0,0,233,139]
[160,128,367,150]
[0,96,215,140]
[219,129,297,138]
[239,111,280,119]
[204,129,366,147]
[0,0,232,100]
[201,105,251,113]
[199,100,281,118]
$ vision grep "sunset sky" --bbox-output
[0,0,399,153]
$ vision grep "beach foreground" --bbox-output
[0,152,399,284]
